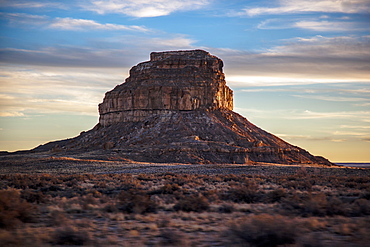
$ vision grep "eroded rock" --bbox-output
[98,50,233,126]
[33,50,333,165]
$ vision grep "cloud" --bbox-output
[81,0,210,17]
[0,47,130,68]
[354,102,370,107]
[0,111,25,117]
[266,35,370,57]
[291,110,370,120]
[0,0,66,9]
[0,66,125,117]
[0,12,48,26]
[235,106,370,124]
[49,17,149,32]
[217,35,370,86]
[0,13,149,32]
[294,20,369,32]
[276,134,346,142]
[257,19,293,30]
[293,94,369,102]
[257,18,369,32]
[332,130,369,137]
[362,137,370,142]
[136,36,196,50]
[340,125,370,129]
[243,0,370,16]
[0,34,197,68]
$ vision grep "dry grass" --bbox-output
[0,164,369,246]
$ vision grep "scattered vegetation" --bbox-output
[0,167,369,246]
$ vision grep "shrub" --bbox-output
[302,193,328,216]
[159,229,188,246]
[50,210,69,226]
[53,226,90,245]
[0,189,35,229]
[150,183,180,195]
[351,199,370,216]
[218,204,235,213]
[117,189,157,214]
[174,195,209,212]
[282,193,354,216]
[264,188,286,203]
[227,214,297,247]
[21,189,46,203]
[224,181,260,203]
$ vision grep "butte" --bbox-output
[34,50,332,165]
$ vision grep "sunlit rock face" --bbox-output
[98,50,233,126]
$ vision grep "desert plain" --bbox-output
[0,153,369,247]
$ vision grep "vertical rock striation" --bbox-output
[98,50,233,126]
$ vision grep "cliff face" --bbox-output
[98,50,233,126]
[33,50,332,166]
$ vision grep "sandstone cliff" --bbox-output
[33,50,332,165]
[98,50,233,126]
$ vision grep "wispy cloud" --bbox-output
[276,134,346,142]
[362,137,370,142]
[220,35,370,86]
[243,0,370,16]
[290,110,370,120]
[257,18,369,32]
[332,130,369,136]
[235,107,370,124]
[0,12,48,25]
[266,35,370,57]
[354,102,370,107]
[135,35,196,50]
[0,47,132,67]
[0,33,196,68]
[81,0,210,17]
[49,17,149,32]
[0,111,25,117]
[293,94,369,102]
[0,66,123,117]
[293,20,368,32]
[340,125,370,129]
[0,13,149,32]
[0,0,66,9]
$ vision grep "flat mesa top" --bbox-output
[149,49,219,61]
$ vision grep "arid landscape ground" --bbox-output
[1,154,369,246]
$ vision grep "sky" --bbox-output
[0,0,369,162]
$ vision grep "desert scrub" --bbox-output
[281,192,370,217]
[0,189,36,229]
[223,180,261,203]
[159,228,189,246]
[116,189,157,214]
[263,188,287,203]
[53,226,90,245]
[174,195,210,212]
[226,214,298,247]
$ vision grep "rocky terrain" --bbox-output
[5,49,331,165]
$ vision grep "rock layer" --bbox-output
[33,50,332,165]
[98,50,233,126]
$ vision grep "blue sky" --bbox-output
[0,0,369,162]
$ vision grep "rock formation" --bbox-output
[34,50,332,165]
[98,50,233,126]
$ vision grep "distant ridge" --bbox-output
[336,163,370,168]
